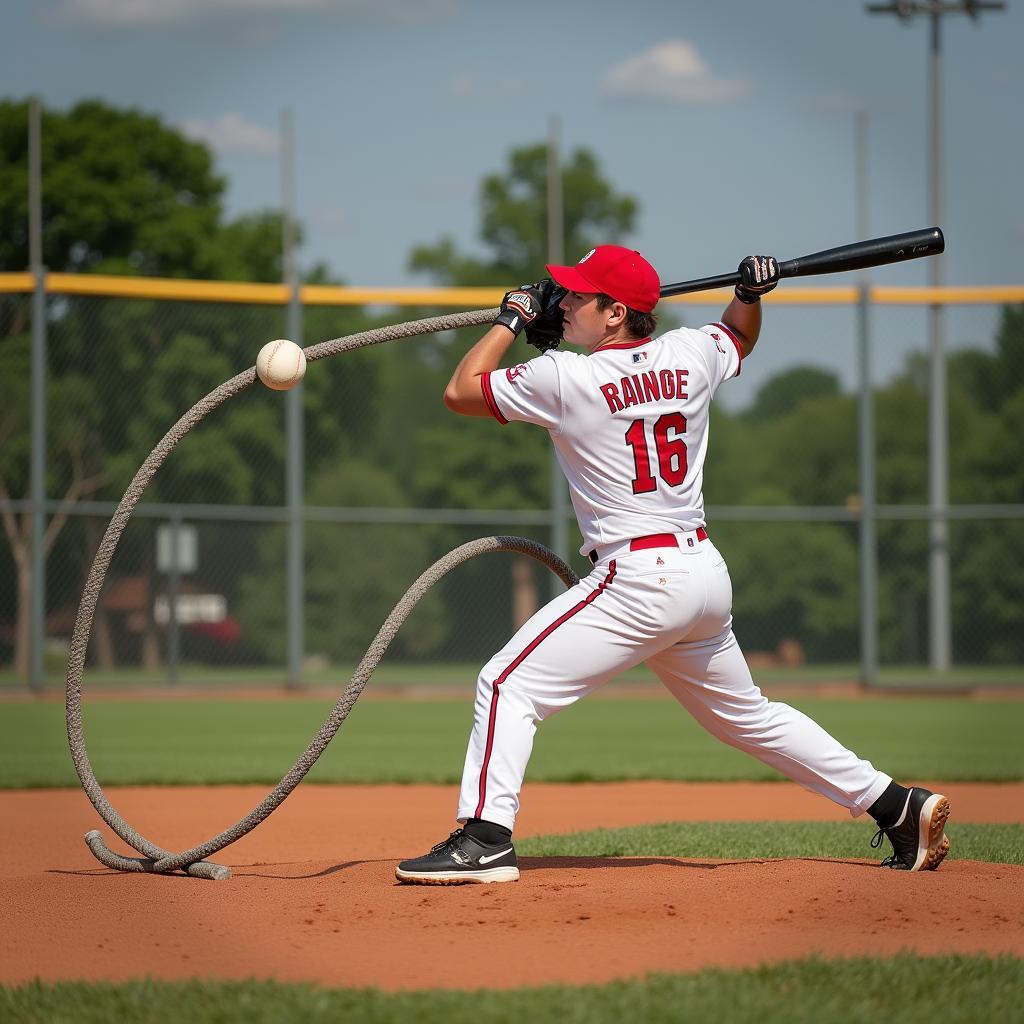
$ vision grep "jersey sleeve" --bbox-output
[481,352,562,431]
[696,322,744,393]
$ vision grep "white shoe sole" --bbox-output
[911,793,951,871]
[395,865,520,885]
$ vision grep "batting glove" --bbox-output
[494,285,543,337]
[735,255,779,304]
[524,278,567,351]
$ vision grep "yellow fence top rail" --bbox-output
[0,272,1022,306]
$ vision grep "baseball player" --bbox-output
[396,245,950,884]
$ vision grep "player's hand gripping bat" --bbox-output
[659,227,945,298]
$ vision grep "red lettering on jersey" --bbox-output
[506,363,527,383]
[640,370,661,403]
[659,368,676,400]
[676,369,689,400]
[600,382,624,412]
[621,376,639,408]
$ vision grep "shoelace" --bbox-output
[430,829,465,854]
[870,825,903,868]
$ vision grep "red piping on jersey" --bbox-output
[474,561,618,819]
[596,335,653,351]
[480,371,509,424]
[712,321,744,373]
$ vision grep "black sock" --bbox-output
[463,818,512,845]
[868,782,911,828]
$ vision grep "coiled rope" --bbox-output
[66,309,579,880]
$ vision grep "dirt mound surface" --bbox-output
[2,782,1021,989]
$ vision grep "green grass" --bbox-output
[2,955,1022,1023]
[2,696,1022,788]
[517,820,1024,865]
[4,658,1022,690]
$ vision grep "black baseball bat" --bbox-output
[659,227,945,298]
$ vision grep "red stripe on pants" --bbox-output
[474,562,617,819]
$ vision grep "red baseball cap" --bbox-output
[546,245,661,313]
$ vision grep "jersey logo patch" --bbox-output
[631,351,648,363]
[506,363,527,383]
[710,332,727,354]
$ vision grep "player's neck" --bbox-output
[589,326,643,353]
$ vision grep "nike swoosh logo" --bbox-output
[479,848,513,864]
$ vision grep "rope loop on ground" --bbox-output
[66,310,578,880]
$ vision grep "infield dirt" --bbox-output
[2,782,1022,990]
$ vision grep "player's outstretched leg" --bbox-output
[868,785,950,871]
[648,628,952,871]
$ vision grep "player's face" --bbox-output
[559,291,609,350]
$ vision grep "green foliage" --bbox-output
[235,460,447,664]
[0,98,224,276]
[744,365,842,425]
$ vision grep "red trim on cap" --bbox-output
[480,372,508,424]
[596,336,653,352]
[474,562,617,819]
[712,321,744,371]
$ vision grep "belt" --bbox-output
[588,527,708,565]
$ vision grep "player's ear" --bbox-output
[609,301,628,327]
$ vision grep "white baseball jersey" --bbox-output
[457,318,888,834]
[481,323,743,554]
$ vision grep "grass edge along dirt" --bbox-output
[515,820,1024,866]
[1,954,1021,1024]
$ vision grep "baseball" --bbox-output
[256,339,306,391]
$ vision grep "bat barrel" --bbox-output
[779,227,944,279]
[657,227,944,298]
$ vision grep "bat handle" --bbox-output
[659,272,739,298]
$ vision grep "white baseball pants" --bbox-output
[456,534,890,832]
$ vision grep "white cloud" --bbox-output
[55,0,460,28]
[603,40,752,104]
[181,113,279,155]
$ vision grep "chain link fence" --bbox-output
[1,281,1021,690]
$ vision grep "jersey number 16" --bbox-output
[624,412,688,494]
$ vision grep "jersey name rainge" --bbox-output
[599,369,689,414]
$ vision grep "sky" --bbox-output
[2,0,1022,407]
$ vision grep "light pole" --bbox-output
[865,0,1004,673]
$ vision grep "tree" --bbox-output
[744,366,841,426]
[410,143,638,286]
[0,99,227,277]
[0,99,302,677]
[235,460,447,664]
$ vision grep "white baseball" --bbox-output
[256,339,306,391]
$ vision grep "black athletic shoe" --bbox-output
[870,787,950,871]
[395,828,519,885]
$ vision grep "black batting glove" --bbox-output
[735,255,779,304]
[524,278,567,352]
[494,285,543,337]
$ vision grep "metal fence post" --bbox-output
[166,514,182,685]
[28,97,46,692]
[857,284,878,686]
[547,115,570,590]
[282,109,305,689]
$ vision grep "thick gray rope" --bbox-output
[66,308,579,880]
